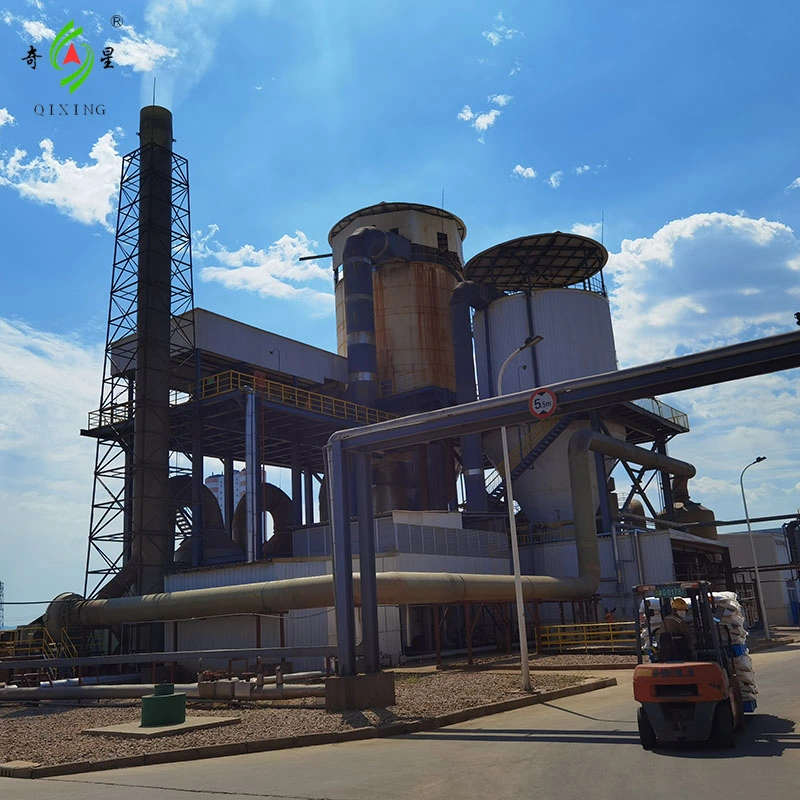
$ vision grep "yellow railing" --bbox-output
[538,621,637,654]
[201,370,396,425]
[0,625,77,660]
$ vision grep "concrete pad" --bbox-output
[82,716,240,738]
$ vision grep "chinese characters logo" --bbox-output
[21,20,114,94]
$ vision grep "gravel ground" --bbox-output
[0,671,586,767]
[436,652,637,669]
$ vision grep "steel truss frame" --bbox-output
[83,143,195,599]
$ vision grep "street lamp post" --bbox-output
[740,456,769,640]
[497,335,543,693]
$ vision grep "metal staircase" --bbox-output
[488,414,576,504]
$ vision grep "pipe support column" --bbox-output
[356,451,379,673]
[326,439,356,676]
[245,389,263,562]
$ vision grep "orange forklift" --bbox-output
[633,581,743,749]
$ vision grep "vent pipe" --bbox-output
[342,227,411,406]
[131,105,174,597]
[449,281,487,511]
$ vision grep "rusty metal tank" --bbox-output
[329,202,466,396]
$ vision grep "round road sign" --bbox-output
[529,388,557,419]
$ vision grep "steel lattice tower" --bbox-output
[83,107,196,600]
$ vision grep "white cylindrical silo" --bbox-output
[466,232,622,529]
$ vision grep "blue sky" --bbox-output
[1,0,800,623]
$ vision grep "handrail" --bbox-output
[200,370,396,425]
[538,621,637,654]
[88,370,397,429]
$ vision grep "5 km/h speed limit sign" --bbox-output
[529,388,557,419]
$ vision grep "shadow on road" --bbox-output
[655,714,798,759]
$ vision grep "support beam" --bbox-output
[326,439,356,676]
[355,451,379,673]
[291,440,303,527]
[223,456,234,540]
[245,389,262,562]
[304,467,314,525]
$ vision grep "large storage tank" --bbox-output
[329,202,467,512]
[329,202,466,396]
[467,232,624,529]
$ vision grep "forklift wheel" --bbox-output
[711,700,736,749]
[637,707,657,750]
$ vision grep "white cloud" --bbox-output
[137,0,272,105]
[0,130,123,231]
[0,108,14,127]
[457,105,501,140]
[574,165,591,175]
[546,170,563,189]
[571,222,601,237]
[0,318,102,610]
[488,93,512,107]
[482,13,522,46]
[21,18,54,40]
[107,23,178,72]
[512,164,536,179]
[197,226,334,315]
[509,59,522,76]
[786,178,800,191]
[605,212,800,526]
[474,109,500,132]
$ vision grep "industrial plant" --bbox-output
[2,105,800,709]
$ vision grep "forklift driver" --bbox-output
[660,597,693,661]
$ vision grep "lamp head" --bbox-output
[756,456,767,463]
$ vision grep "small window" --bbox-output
[437,232,448,251]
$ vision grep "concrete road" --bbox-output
[2,643,799,800]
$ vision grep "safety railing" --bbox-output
[201,370,396,425]
[88,401,133,429]
[538,621,638,654]
[632,397,690,430]
[0,625,78,661]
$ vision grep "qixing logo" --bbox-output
[22,18,116,110]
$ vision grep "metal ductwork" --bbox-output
[342,226,412,406]
[449,281,488,512]
[131,105,174,598]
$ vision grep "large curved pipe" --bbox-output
[342,226,412,406]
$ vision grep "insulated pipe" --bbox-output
[55,571,592,633]
[342,227,411,406]
[449,281,487,512]
[0,684,326,702]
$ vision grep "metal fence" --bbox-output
[538,621,637,654]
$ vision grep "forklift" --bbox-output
[633,581,743,749]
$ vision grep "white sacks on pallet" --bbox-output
[712,591,759,702]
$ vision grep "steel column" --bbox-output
[655,434,675,521]
[304,467,315,525]
[223,456,234,540]
[245,389,262,562]
[355,451,379,673]
[291,440,303,527]
[326,439,356,676]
